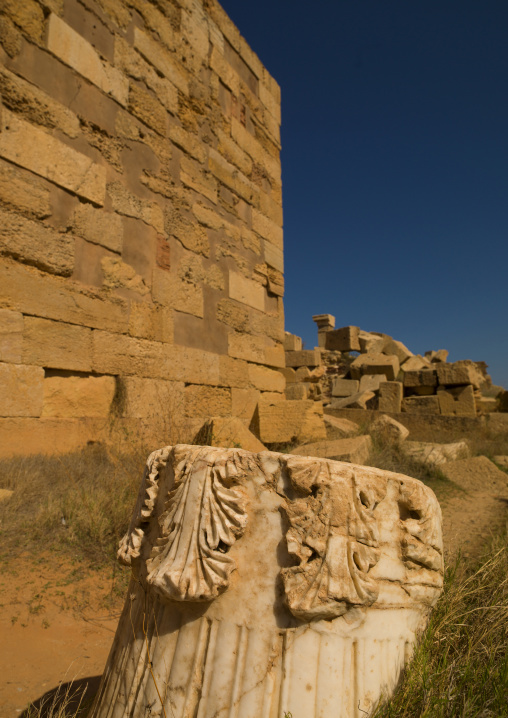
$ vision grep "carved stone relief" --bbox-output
[92,445,444,718]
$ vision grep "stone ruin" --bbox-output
[280,314,507,419]
[91,444,444,718]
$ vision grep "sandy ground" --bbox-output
[0,458,507,717]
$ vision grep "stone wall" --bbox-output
[0,0,284,456]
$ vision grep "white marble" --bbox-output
[91,445,443,718]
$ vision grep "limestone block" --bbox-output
[0,362,43,417]
[285,349,321,368]
[278,366,296,384]
[248,364,285,392]
[228,332,266,365]
[378,382,403,413]
[229,271,265,311]
[295,366,311,382]
[0,207,75,276]
[436,362,479,388]
[91,445,443,718]
[330,390,376,410]
[431,349,449,363]
[476,397,498,414]
[42,375,116,417]
[350,354,400,381]
[255,398,326,444]
[264,344,285,369]
[370,415,410,443]
[332,377,359,397]
[264,240,284,273]
[323,415,359,438]
[285,383,310,400]
[0,158,51,218]
[121,377,185,419]
[382,339,413,364]
[231,388,260,425]
[402,396,441,415]
[72,204,123,253]
[325,325,361,352]
[23,317,92,372]
[0,309,23,363]
[359,374,387,393]
[47,14,128,105]
[133,26,188,93]
[403,370,437,389]
[291,435,372,465]
[306,366,327,382]
[400,355,431,372]
[0,109,106,205]
[184,384,231,418]
[437,385,476,417]
[193,417,266,453]
[283,332,302,352]
[312,313,336,348]
[401,440,470,467]
[359,331,382,354]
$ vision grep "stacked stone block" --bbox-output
[0,0,284,456]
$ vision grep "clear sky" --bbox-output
[219,1,508,388]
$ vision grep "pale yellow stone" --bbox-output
[350,354,400,381]
[284,333,302,352]
[291,435,372,465]
[401,440,470,467]
[47,14,128,104]
[180,155,217,204]
[437,385,476,417]
[228,331,266,364]
[231,118,280,182]
[101,257,149,296]
[370,415,409,443]
[378,382,403,413]
[229,271,265,311]
[129,302,173,343]
[264,344,285,368]
[218,356,249,389]
[0,308,23,363]
[251,207,283,249]
[248,364,285,392]
[0,110,106,205]
[72,204,123,253]
[121,376,185,419]
[256,398,326,444]
[0,362,43,417]
[323,415,359,438]
[92,330,164,377]
[194,416,266,453]
[133,26,188,93]
[216,129,252,176]
[23,317,92,372]
[330,390,376,410]
[108,182,164,233]
[152,268,204,317]
[184,384,231,418]
[231,387,260,425]
[285,349,322,368]
[264,240,284,272]
[209,44,239,94]
[0,258,130,333]
[0,158,51,219]
[42,375,116,417]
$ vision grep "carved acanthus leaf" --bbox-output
[146,447,248,602]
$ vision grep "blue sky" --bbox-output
[219,1,508,388]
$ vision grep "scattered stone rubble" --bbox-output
[280,315,506,418]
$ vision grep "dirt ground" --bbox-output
[1,459,507,717]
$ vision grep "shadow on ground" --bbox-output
[21,675,101,717]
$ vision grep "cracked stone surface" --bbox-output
[91,445,444,718]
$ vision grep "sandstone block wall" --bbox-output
[0,0,284,456]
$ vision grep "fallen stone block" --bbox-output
[330,390,375,410]
[382,338,413,364]
[370,414,409,443]
[324,325,361,352]
[400,355,431,372]
[431,349,449,363]
[402,396,441,415]
[284,332,302,352]
[403,369,437,389]
[359,374,387,393]
[193,416,266,453]
[350,354,400,381]
[312,313,335,348]
[332,377,359,397]
[401,440,469,467]
[475,397,499,414]
[285,383,309,400]
[295,366,311,381]
[305,365,327,382]
[278,366,296,384]
[291,435,372,465]
[436,362,479,388]
[285,349,321,368]
[254,398,326,444]
[323,414,359,438]
[378,381,403,413]
[437,385,476,417]
[359,330,383,353]
[95,445,443,718]
[440,455,508,493]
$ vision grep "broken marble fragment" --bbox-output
[91,444,444,718]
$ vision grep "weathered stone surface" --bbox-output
[382,338,413,364]
[295,366,311,382]
[24,317,92,372]
[332,377,359,397]
[93,445,443,718]
[436,362,479,388]
[438,385,476,417]
[255,398,326,443]
[72,204,123,253]
[400,355,431,372]
[370,415,410,443]
[359,374,387,393]
[285,349,322,368]
[0,362,44,417]
[278,366,296,384]
[0,158,51,218]
[248,364,285,392]
[194,416,266,453]
[378,381,403,413]
[0,208,75,276]
[403,369,437,389]
[358,330,382,354]
[498,391,508,413]
[228,272,265,311]
[350,354,400,381]
[402,396,441,415]
[291,435,372,465]
[42,375,116,417]
[401,440,469,467]
[330,390,376,410]
[47,14,128,104]
[0,309,23,363]
[184,384,231,418]
[325,325,360,352]
[120,377,185,419]
[475,397,498,414]
[0,110,106,205]
[429,349,449,363]
[283,332,302,352]
[285,383,310,400]
[323,414,359,438]
[306,366,326,382]
[312,313,335,347]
